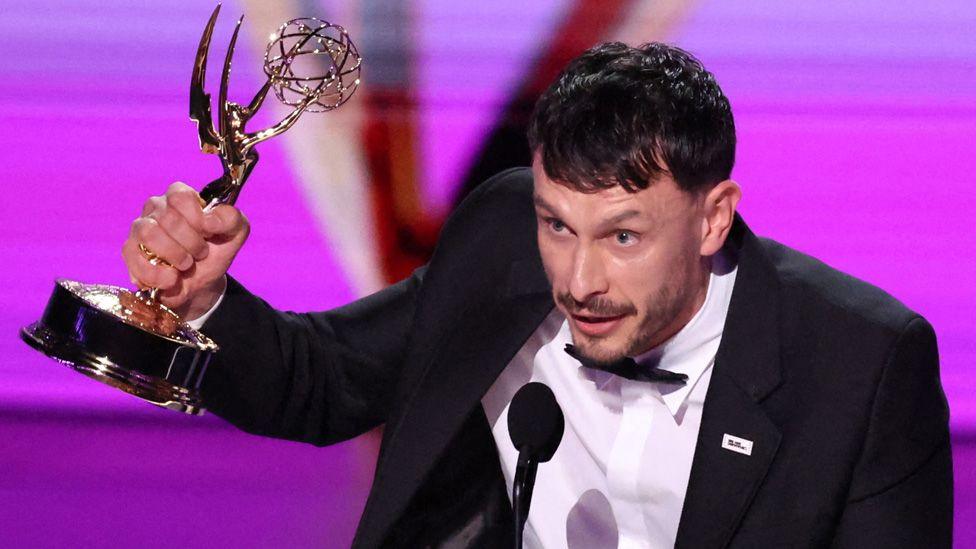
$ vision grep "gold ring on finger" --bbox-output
[138,243,171,267]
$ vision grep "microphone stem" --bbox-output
[513,451,538,549]
[513,477,523,549]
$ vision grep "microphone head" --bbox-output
[508,382,565,462]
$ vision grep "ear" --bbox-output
[699,180,742,256]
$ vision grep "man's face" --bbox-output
[533,160,710,364]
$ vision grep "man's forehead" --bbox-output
[533,169,654,210]
[533,182,638,210]
[532,158,694,207]
[533,175,699,236]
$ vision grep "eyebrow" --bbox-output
[602,210,641,226]
[534,194,643,230]
[533,194,555,213]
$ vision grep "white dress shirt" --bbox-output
[482,254,737,549]
[185,277,226,330]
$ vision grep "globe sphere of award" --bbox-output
[20,4,362,415]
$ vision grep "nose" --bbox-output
[569,243,609,304]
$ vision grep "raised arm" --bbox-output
[199,267,425,446]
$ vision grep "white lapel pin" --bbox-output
[722,433,753,456]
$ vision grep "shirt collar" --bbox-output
[638,250,738,416]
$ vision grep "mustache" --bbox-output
[556,292,636,317]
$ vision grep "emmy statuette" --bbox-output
[20,4,361,414]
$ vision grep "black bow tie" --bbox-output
[564,344,688,385]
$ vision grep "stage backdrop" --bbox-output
[2,0,974,547]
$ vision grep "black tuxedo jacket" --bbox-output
[201,167,952,548]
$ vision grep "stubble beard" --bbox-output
[622,282,688,358]
[562,280,689,366]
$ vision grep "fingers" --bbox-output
[122,237,179,291]
[130,216,194,271]
[149,203,209,261]
[164,182,207,235]
[155,273,191,310]
[204,204,248,240]
[123,182,248,307]
[141,195,164,217]
[136,182,210,265]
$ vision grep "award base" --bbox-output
[20,279,218,415]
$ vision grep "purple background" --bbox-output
[2,0,974,546]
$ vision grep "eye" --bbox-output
[615,231,637,246]
[548,219,567,233]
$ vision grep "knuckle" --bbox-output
[167,181,190,195]
[168,188,194,208]
[171,195,206,229]
[174,189,202,212]
[141,195,164,216]
[155,205,181,230]
[132,218,155,240]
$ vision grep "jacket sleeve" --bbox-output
[199,266,426,446]
[831,316,953,548]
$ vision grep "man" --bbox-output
[122,43,952,547]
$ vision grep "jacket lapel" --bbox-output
[355,257,553,548]
[675,217,784,548]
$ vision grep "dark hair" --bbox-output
[527,42,735,193]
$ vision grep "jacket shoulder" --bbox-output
[431,167,536,261]
[759,237,920,333]
[455,167,534,213]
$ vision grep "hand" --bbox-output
[122,182,249,320]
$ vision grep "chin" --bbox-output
[569,331,631,364]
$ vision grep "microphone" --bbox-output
[508,382,565,549]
